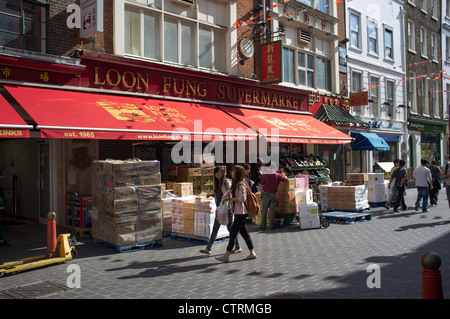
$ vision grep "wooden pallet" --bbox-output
[322,211,372,224]
[93,238,163,253]
[65,226,91,237]
[170,233,228,245]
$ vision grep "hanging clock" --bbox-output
[239,37,254,59]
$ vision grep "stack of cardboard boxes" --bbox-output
[167,166,217,195]
[277,175,310,215]
[91,160,163,248]
[324,185,369,211]
[171,195,228,241]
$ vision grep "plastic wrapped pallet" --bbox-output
[91,159,163,249]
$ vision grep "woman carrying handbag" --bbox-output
[199,166,241,255]
[216,165,256,263]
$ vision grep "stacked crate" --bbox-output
[65,194,92,229]
[91,160,162,249]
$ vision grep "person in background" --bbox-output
[391,159,407,213]
[413,158,433,213]
[199,166,241,255]
[428,160,441,206]
[250,158,262,193]
[243,164,255,192]
[440,155,450,209]
[259,169,287,230]
[429,153,439,166]
[385,159,402,209]
[216,165,256,263]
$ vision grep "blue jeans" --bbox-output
[416,186,429,211]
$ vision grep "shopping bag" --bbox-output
[216,202,229,225]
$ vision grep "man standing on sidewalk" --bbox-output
[413,159,433,213]
[259,170,287,230]
[391,159,407,213]
[385,159,400,209]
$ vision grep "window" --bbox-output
[433,81,439,117]
[352,70,363,114]
[0,0,47,53]
[124,3,227,73]
[431,0,437,18]
[420,0,426,12]
[370,76,379,116]
[431,33,437,60]
[407,21,415,52]
[316,56,331,91]
[282,44,332,91]
[368,22,378,54]
[419,78,429,115]
[447,36,450,62]
[447,0,450,17]
[386,80,395,118]
[420,28,427,57]
[295,0,329,14]
[298,51,315,88]
[384,28,393,59]
[409,72,417,112]
[283,47,295,84]
[350,13,360,49]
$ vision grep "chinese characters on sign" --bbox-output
[80,0,103,38]
[348,91,369,107]
[260,40,282,85]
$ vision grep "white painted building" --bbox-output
[346,0,408,172]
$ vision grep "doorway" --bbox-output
[38,142,50,224]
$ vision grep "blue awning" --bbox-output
[350,132,390,151]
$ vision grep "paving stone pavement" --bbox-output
[1,188,450,300]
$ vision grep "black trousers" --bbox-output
[429,180,441,205]
[393,186,406,210]
[226,214,254,252]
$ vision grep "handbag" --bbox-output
[216,202,229,225]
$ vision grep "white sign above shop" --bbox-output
[80,0,103,38]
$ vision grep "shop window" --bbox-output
[0,0,47,53]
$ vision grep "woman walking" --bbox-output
[216,165,256,263]
[200,166,241,255]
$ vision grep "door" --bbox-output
[38,142,50,224]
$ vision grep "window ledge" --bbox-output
[421,54,428,60]
[432,59,439,64]
[407,1,416,7]
[432,16,438,22]
[367,52,380,59]
[348,46,363,54]
[408,49,417,55]
[420,9,427,15]
[383,57,395,64]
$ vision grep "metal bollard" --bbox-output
[421,252,443,299]
[46,212,57,259]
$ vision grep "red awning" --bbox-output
[3,85,257,141]
[0,93,32,138]
[219,106,353,144]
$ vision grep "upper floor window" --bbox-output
[368,21,378,54]
[0,0,47,53]
[350,12,360,49]
[295,0,329,14]
[384,28,393,59]
[124,1,227,73]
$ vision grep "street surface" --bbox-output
[1,188,449,300]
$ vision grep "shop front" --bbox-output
[407,118,447,168]
[0,50,355,231]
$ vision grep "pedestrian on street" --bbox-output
[385,159,400,209]
[243,164,255,193]
[428,160,441,206]
[250,158,262,193]
[413,158,433,213]
[440,155,450,209]
[216,165,256,263]
[200,166,241,255]
[259,169,287,229]
[391,159,407,212]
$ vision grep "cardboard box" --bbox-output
[201,167,215,176]
[138,173,161,186]
[294,175,309,191]
[277,190,296,204]
[138,198,162,211]
[139,209,162,222]
[299,216,320,229]
[173,183,194,197]
[278,178,296,192]
[135,220,162,242]
[104,212,139,225]
[346,173,368,184]
[295,189,313,205]
[177,167,202,181]
[103,198,138,214]
[367,173,385,185]
[298,203,318,218]
[277,202,297,214]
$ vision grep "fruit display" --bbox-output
[279,155,326,169]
